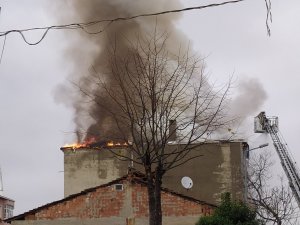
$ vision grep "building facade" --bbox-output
[62,140,248,205]
[62,146,130,197]
[163,141,248,204]
[0,195,14,224]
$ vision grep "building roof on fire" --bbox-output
[6,169,216,223]
[60,139,247,152]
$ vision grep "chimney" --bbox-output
[168,120,177,142]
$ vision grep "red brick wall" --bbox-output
[132,183,149,217]
[26,184,125,220]
[131,183,214,217]
[23,180,214,221]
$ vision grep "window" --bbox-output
[4,204,13,219]
[115,184,123,191]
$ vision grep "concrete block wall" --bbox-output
[162,142,247,205]
[62,148,129,197]
[62,141,247,205]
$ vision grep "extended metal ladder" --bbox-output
[255,112,300,207]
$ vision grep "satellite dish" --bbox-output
[181,176,193,189]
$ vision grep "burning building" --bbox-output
[53,0,254,211]
[6,139,247,225]
[53,0,252,206]
[61,140,248,205]
[61,141,130,198]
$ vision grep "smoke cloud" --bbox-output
[230,77,267,118]
[55,0,190,142]
[55,1,267,143]
[222,77,268,139]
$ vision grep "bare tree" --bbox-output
[77,31,230,225]
[248,152,299,225]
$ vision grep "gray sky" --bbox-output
[0,0,300,215]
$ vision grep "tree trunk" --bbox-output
[154,168,163,225]
[146,168,157,225]
[146,165,163,225]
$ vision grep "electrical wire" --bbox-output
[0,0,245,46]
[264,0,272,35]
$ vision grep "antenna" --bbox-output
[0,166,3,195]
[181,176,193,190]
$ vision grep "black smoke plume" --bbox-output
[55,0,189,142]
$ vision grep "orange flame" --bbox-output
[63,137,96,149]
[106,141,128,147]
[62,138,129,150]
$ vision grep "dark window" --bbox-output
[115,184,123,191]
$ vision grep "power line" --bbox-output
[265,0,272,36]
[0,0,246,46]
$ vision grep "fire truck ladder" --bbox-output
[255,112,300,207]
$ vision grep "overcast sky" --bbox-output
[0,0,300,215]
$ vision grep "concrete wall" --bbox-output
[162,142,247,205]
[63,148,129,197]
[62,141,247,205]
